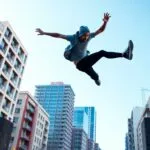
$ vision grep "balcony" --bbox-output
[42,140,47,145]
[43,132,48,139]
[44,127,48,133]
[26,105,35,114]
[21,134,30,141]
[24,114,32,122]
[23,124,32,132]
[45,121,49,126]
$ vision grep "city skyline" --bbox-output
[1,0,150,149]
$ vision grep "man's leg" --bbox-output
[77,50,123,69]
[77,40,134,69]
[76,65,100,86]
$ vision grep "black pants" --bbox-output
[76,50,123,81]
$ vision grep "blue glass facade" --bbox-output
[74,107,96,141]
[73,107,88,134]
[35,83,75,150]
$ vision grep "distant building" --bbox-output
[137,98,150,150]
[125,107,144,150]
[74,107,96,141]
[94,143,101,150]
[71,128,88,150]
[10,91,49,150]
[73,107,88,134]
[35,82,75,150]
[87,138,95,150]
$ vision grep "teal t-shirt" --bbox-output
[64,32,95,61]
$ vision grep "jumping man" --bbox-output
[36,13,134,86]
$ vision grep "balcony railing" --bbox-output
[27,105,34,113]
[21,134,30,141]
[24,115,32,122]
[23,124,32,132]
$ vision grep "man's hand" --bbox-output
[103,13,111,23]
[36,28,45,35]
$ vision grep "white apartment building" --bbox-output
[10,91,49,150]
[0,21,28,121]
[137,98,150,150]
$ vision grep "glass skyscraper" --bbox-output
[73,107,88,134]
[74,107,96,141]
[35,82,75,150]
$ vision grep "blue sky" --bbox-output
[1,0,150,149]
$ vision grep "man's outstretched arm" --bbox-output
[93,13,111,37]
[36,28,67,40]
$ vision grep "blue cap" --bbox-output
[79,26,90,37]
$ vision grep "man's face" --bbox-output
[79,32,90,42]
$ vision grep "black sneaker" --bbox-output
[123,40,134,60]
[95,79,101,86]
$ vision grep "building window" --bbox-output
[2,61,12,78]
[15,108,20,113]
[6,48,15,65]
[10,104,14,115]
[6,83,15,99]
[12,127,16,133]
[11,37,19,53]
[4,27,12,41]
[17,99,22,105]
[10,71,18,86]
[13,117,18,123]
[0,39,8,54]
